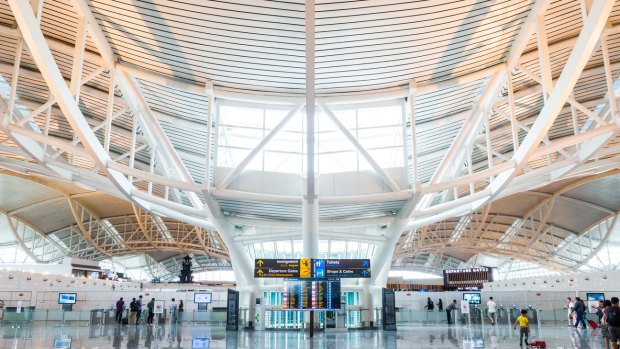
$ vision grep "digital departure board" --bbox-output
[442,267,493,290]
[282,280,341,310]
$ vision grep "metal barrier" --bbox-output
[89,309,105,325]
[2,306,35,326]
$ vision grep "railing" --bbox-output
[394,308,597,326]
[0,308,229,326]
[0,307,596,328]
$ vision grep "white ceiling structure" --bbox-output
[0,0,619,285]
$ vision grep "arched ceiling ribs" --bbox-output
[143,253,174,280]
[1,209,68,263]
[132,203,160,252]
[4,0,216,233]
[551,212,620,266]
[498,169,620,250]
[67,197,130,257]
[130,204,229,259]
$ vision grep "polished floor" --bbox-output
[0,322,609,349]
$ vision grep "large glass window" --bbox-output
[249,239,375,260]
[216,100,405,174]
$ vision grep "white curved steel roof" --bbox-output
[0,0,619,282]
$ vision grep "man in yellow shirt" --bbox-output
[513,309,530,346]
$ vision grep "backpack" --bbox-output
[607,307,620,326]
[130,301,138,312]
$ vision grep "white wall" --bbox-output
[394,269,620,311]
[484,269,620,293]
[394,290,574,311]
[0,269,230,311]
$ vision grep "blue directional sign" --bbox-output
[321,259,371,278]
[313,259,325,278]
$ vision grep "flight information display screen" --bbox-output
[282,279,340,310]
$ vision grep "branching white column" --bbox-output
[302,176,319,259]
[304,0,318,260]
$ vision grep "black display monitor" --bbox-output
[58,293,77,304]
[194,292,212,304]
[463,292,481,304]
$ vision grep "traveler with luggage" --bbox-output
[573,297,592,330]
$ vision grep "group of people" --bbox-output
[423,297,444,311]
[115,296,184,326]
[425,297,498,326]
[566,296,620,349]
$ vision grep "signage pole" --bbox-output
[309,310,314,338]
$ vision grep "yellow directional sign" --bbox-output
[254,259,301,278]
[300,258,311,278]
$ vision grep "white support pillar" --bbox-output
[305,0,318,333]
[302,176,319,259]
[302,0,319,300]
[408,80,420,191]
[204,81,214,186]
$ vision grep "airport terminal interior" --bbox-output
[0,0,620,348]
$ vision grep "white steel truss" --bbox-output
[0,0,618,284]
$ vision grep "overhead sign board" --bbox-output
[255,258,371,278]
[316,259,371,278]
[254,259,300,278]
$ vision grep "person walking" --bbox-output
[446,300,457,325]
[487,297,497,325]
[438,299,444,312]
[135,295,143,325]
[424,297,435,311]
[147,298,155,326]
[128,297,138,326]
[566,297,575,326]
[598,300,606,324]
[573,297,590,330]
[602,299,612,349]
[169,298,178,324]
[607,297,620,349]
[115,297,125,325]
[513,309,529,347]
[178,300,184,313]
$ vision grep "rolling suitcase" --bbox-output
[529,340,546,348]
